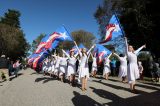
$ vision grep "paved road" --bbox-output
[0,68,160,106]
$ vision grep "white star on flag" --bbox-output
[114,24,120,32]
[60,32,68,39]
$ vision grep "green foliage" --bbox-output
[57,30,96,51]
[1,72,6,80]
[0,9,21,28]
[0,9,30,60]
[71,30,96,48]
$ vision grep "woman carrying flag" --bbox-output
[74,41,95,91]
[90,53,97,78]
[125,37,146,92]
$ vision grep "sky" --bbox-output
[0,0,103,44]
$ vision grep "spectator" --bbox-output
[110,57,117,77]
[138,61,144,80]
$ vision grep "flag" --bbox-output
[37,50,50,64]
[34,35,49,53]
[48,40,59,52]
[45,25,73,49]
[100,15,123,44]
[27,54,39,64]
[32,50,49,68]
[55,25,73,41]
[95,44,111,65]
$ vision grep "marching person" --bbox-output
[74,41,95,91]
[58,51,68,82]
[103,53,112,80]
[114,53,127,83]
[90,53,97,78]
[125,37,146,92]
[62,49,78,86]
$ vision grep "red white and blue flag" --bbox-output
[45,25,73,49]
[94,44,111,65]
[34,35,49,54]
[100,15,123,44]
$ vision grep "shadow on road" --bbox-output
[90,86,160,106]
[92,80,147,94]
[72,91,102,106]
[35,77,56,83]
[9,73,23,81]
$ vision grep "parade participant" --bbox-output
[43,58,49,76]
[50,56,56,77]
[103,53,112,80]
[62,49,78,86]
[52,53,59,78]
[125,37,146,92]
[58,51,68,82]
[90,53,97,78]
[74,41,95,91]
[47,58,52,75]
[114,53,127,83]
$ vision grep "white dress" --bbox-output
[42,61,47,72]
[47,61,52,72]
[125,39,144,83]
[118,57,127,78]
[54,57,60,74]
[79,54,90,78]
[103,57,111,76]
[92,57,97,72]
[67,56,77,76]
[59,57,68,76]
[127,52,140,83]
[51,59,56,73]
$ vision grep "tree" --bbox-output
[94,0,160,58]
[57,30,96,51]
[0,23,29,60]
[30,33,45,53]
[0,9,21,28]
[72,30,96,48]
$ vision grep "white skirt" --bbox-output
[103,65,111,76]
[48,66,52,72]
[51,65,55,72]
[42,66,46,72]
[67,64,76,76]
[78,65,89,79]
[118,65,127,78]
[59,65,67,74]
[127,63,140,83]
[92,66,97,72]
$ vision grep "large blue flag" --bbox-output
[100,14,123,44]
[45,25,73,49]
